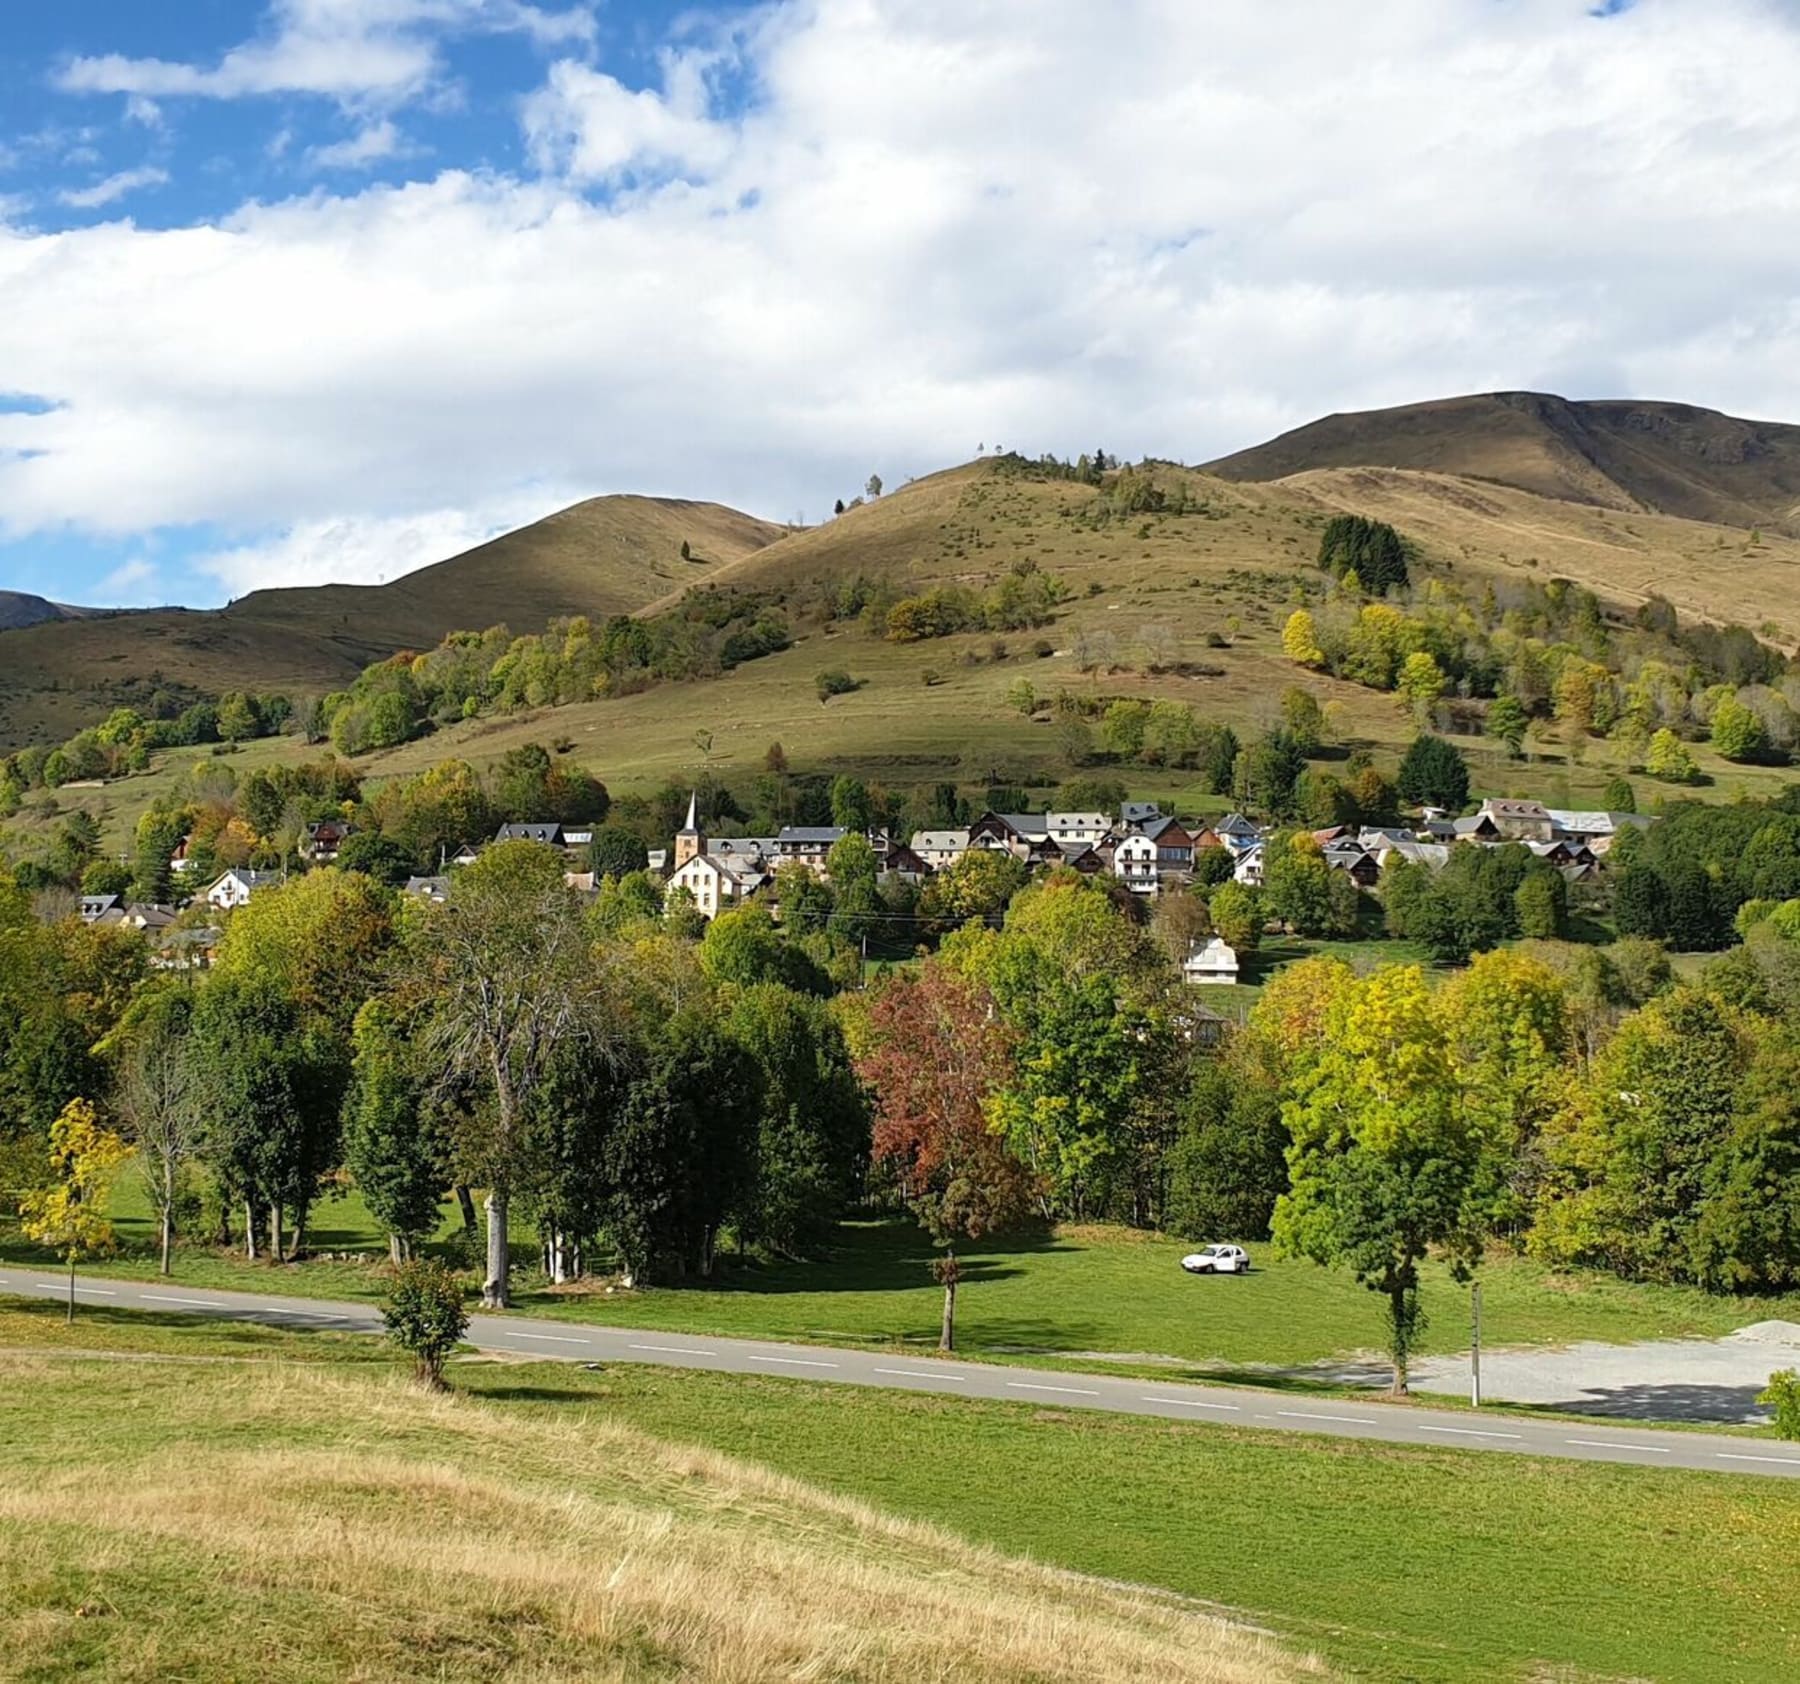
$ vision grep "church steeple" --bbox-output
[674,791,703,868]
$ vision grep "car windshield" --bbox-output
[1200,1246,1222,1256]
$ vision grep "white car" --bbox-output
[1180,1244,1249,1275]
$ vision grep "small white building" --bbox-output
[1183,937,1240,986]
[1047,811,1109,846]
[1112,832,1160,895]
[1232,842,1265,888]
[664,851,767,921]
[204,867,277,910]
[911,829,971,871]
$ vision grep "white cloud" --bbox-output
[199,495,574,596]
[56,0,596,108]
[94,557,162,605]
[124,96,167,130]
[307,118,408,170]
[57,165,170,209]
[9,0,1800,599]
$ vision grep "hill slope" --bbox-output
[1207,391,1800,534]
[0,590,104,632]
[0,495,783,749]
[0,1335,1303,1684]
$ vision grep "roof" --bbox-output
[1120,801,1162,823]
[911,829,971,852]
[1481,798,1551,819]
[778,826,850,845]
[677,791,700,835]
[995,813,1050,836]
[79,894,120,920]
[404,875,450,901]
[496,822,564,844]
[710,835,779,858]
[1183,937,1239,969]
[1046,811,1108,828]
[1452,815,1497,836]
[1215,812,1259,836]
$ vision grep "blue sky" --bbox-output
[1,0,1797,609]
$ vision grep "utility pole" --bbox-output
[1470,1281,1483,1409]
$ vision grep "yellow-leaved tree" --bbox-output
[20,1099,131,1323]
[1281,608,1324,668]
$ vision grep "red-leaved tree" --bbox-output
[858,967,1037,1350]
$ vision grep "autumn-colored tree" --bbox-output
[858,968,1034,1349]
[20,1099,130,1322]
[1281,609,1324,668]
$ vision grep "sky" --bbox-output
[4,0,1800,609]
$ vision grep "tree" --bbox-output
[334,832,414,885]
[1165,1050,1288,1241]
[1603,776,1636,813]
[1262,833,1335,937]
[1396,734,1469,810]
[1232,730,1306,820]
[1486,695,1529,758]
[1396,652,1447,720]
[920,849,1028,929]
[1006,677,1037,716]
[588,824,650,879]
[1208,881,1261,953]
[20,1099,130,1321]
[859,968,1034,1350]
[406,841,608,1307]
[815,668,857,702]
[1281,609,1324,668]
[1151,890,1212,965]
[381,1259,469,1390]
[829,774,874,831]
[112,987,200,1276]
[1273,967,1484,1394]
[1646,727,1700,784]
[1514,869,1566,940]
[346,999,447,1263]
[1712,696,1769,763]
[866,473,883,499]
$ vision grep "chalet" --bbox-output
[910,829,971,870]
[1214,813,1261,850]
[880,843,932,884]
[1182,936,1240,986]
[1232,842,1266,887]
[448,841,483,868]
[1477,798,1554,843]
[776,825,849,868]
[300,820,355,862]
[1139,815,1196,872]
[968,812,1050,855]
[495,821,565,847]
[1047,811,1109,846]
[404,875,450,904]
[95,902,177,933]
[1451,812,1503,844]
[1119,801,1163,829]
[1059,843,1106,875]
[79,894,121,924]
[204,868,277,910]
[1323,842,1380,887]
[1112,832,1160,895]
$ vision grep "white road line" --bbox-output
[747,1354,840,1369]
[1717,1452,1800,1467]
[1140,1396,1240,1412]
[1567,1439,1670,1454]
[1418,1425,1522,1440]
[504,1331,591,1345]
[629,1343,720,1358]
[1278,1410,1379,1426]
[260,1306,336,1318]
[140,1293,222,1307]
[874,1367,968,1381]
[33,1282,118,1296]
[1007,1381,1099,1397]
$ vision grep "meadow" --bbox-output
[3,1300,1797,1683]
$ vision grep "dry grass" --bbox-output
[0,1350,1315,1684]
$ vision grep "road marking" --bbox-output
[1567,1439,1670,1454]
[260,1306,337,1318]
[1140,1395,1240,1412]
[747,1354,839,1369]
[140,1293,222,1307]
[1278,1410,1379,1426]
[25,1280,115,1296]
[1717,1452,1800,1467]
[629,1343,720,1358]
[1417,1425,1522,1440]
[1007,1381,1099,1397]
[505,1331,591,1345]
[875,1367,968,1381]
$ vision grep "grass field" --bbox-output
[10,1186,1797,1381]
[3,1300,1797,1682]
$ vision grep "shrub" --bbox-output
[381,1258,470,1391]
[1761,1369,1800,1440]
[1032,639,1054,658]
[815,669,858,702]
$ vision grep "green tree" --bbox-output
[1261,833,1335,937]
[1396,651,1447,720]
[1711,696,1769,763]
[1603,776,1637,813]
[1486,695,1529,758]
[1514,869,1567,940]
[1396,734,1470,810]
[1646,727,1700,784]
[346,999,447,1263]
[1101,698,1153,760]
[1207,881,1261,953]
[19,1098,130,1322]
[381,1259,469,1391]
[920,849,1028,929]
[829,775,874,830]
[1165,1051,1288,1240]
[1274,967,1484,1394]
[109,985,200,1276]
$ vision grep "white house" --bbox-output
[664,851,767,920]
[1112,832,1160,895]
[204,868,277,910]
[1047,811,1109,846]
[1232,842,1266,888]
[1183,936,1240,986]
[911,829,971,870]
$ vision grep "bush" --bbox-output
[815,669,858,702]
[381,1259,470,1391]
[1761,1369,1800,1440]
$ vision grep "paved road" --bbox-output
[7,1266,1800,1479]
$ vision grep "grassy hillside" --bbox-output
[1207,390,1800,536]
[0,495,783,751]
[0,1312,1304,1684]
[5,1304,1798,1682]
[18,451,1800,855]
